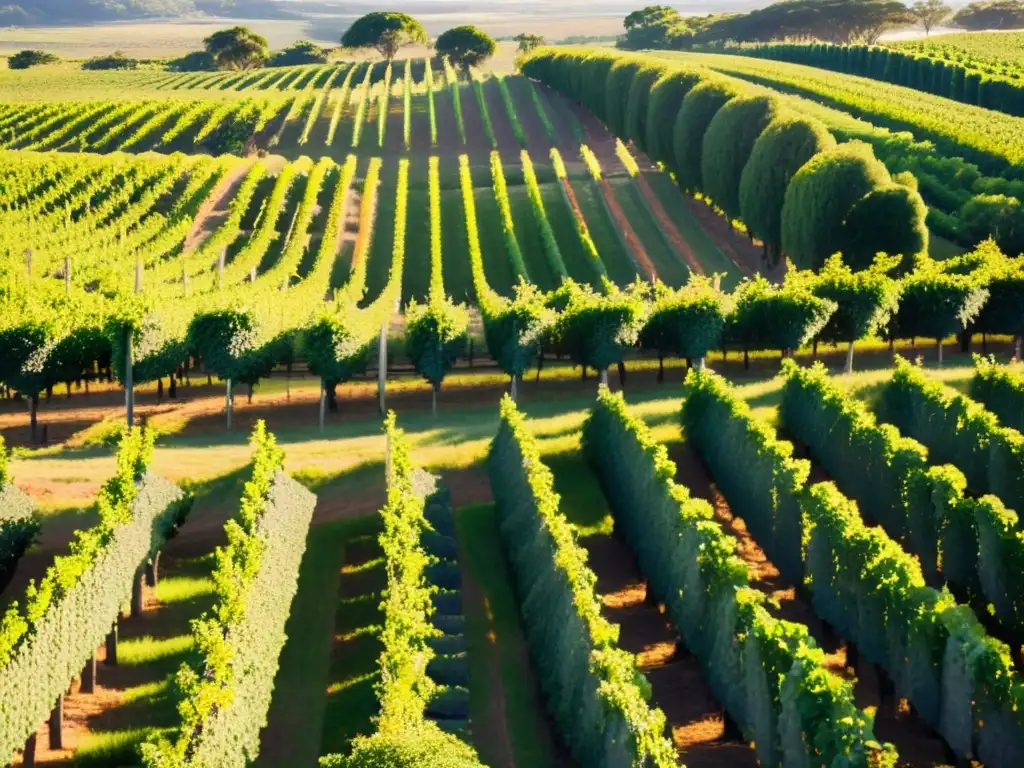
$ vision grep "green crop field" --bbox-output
[2,20,1024,768]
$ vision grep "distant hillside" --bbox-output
[0,0,299,24]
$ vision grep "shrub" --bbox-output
[671,79,738,192]
[82,51,137,70]
[8,50,58,69]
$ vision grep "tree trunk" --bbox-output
[168,375,176,399]
[695,356,705,372]
[319,380,327,434]
[535,352,544,384]
[65,381,71,399]
[48,694,63,750]
[105,623,118,665]
[657,356,664,384]
[937,338,944,368]
[743,349,749,370]
[226,378,233,430]
[617,361,626,389]
[581,365,587,383]
[844,341,855,374]
[131,568,144,618]
[23,733,36,768]
[813,339,818,357]
[30,393,38,445]
[432,383,439,417]
[247,382,254,404]
[80,652,96,694]
[1016,335,1022,363]
[146,552,160,587]
[510,374,518,402]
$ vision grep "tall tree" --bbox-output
[911,0,953,34]
[514,33,545,54]
[435,26,496,71]
[203,26,268,70]
[341,12,428,61]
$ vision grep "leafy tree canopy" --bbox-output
[514,33,545,54]
[435,25,496,70]
[82,50,138,70]
[698,0,915,45]
[618,6,719,50]
[911,0,953,34]
[204,26,268,70]
[953,0,1024,30]
[8,49,57,69]
[268,40,329,67]
[341,12,427,61]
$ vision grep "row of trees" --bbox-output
[169,15,498,73]
[616,0,995,51]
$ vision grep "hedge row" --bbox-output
[489,395,677,767]
[0,435,39,593]
[879,356,1024,511]
[0,428,187,764]
[320,413,485,768]
[685,368,1024,767]
[583,387,888,768]
[142,421,316,768]
[972,357,1024,434]
[781,361,1024,647]
[520,48,929,270]
[741,43,1024,119]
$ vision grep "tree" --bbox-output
[780,141,891,270]
[618,5,699,50]
[671,79,738,193]
[404,296,468,415]
[700,94,781,221]
[739,113,836,267]
[8,50,58,69]
[341,12,428,61]
[514,33,545,54]
[268,40,329,67]
[435,26,496,71]
[953,1,1024,31]
[82,51,137,70]
[911,0,953,34]
[840,184,929,271]
[204,26,268,71]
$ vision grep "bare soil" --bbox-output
[669,439,953,767]
[633,173,705,276]
[596,177,658,282]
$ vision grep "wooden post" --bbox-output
[23,732,37,768]
[218,248,226,289]
[131,568,144,617]
[80,651,96,694]
[378,322,388,416]
[63,256,71,295]
[319,379,326,434]
[146,552,160,587]
[182,261,189,297]
[510,374,517,401]
[135,258,142,294]
[125,327,134,429]
[105,623,118,666]
[226,378,233,430]
[48,694,63,750]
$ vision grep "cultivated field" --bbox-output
[2,29,1024,768]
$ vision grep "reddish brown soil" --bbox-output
[596,177,658,282]
[682,197,762,280]
[580,531,758,767]
[182,159,256,253]
[669,440,953,767]
[633,174,705,276]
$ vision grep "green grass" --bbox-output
[507,185,560,292]
[318,514,386,758]
[403,183,432,304]
[441,186,474,303]
[254,515,351,768]
[457,503,562,768]
[570,178,637,288]
[609,176,690,288]
[474,185,520,298]
[538,181,603,289]
[641,171,744,290]
[359,159,398,307]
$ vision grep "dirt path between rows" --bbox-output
[580,529,757,767]
[633,174,705,276]
[669,438,952,766]
[181,158,255,253]
[595,178,657,282]
[483,77,523,164]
